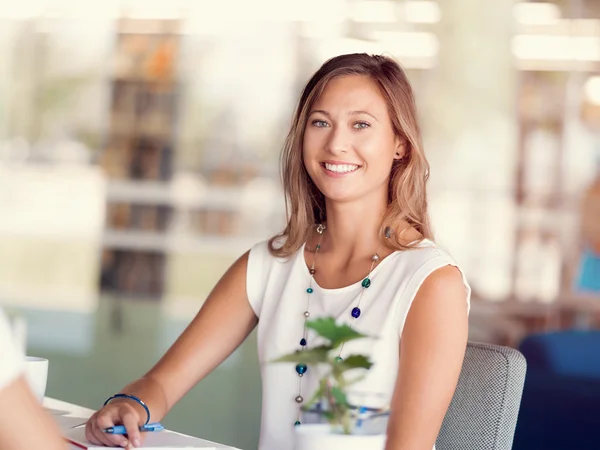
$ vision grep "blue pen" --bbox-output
[103,422,164,434]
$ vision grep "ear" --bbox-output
[393,138,406,160]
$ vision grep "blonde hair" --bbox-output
[269,53,433,257]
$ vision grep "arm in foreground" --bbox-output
[385,265,469,450]
[86,251,258,448]
[0,376,67,450]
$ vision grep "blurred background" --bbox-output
[1,0,600,448]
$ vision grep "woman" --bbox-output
[0,308,67,450]
[86,53,470,450]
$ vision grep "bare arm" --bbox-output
[385,265,469,450]
[0,376,67,450]
[87,251,258,447]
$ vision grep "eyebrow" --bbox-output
[309,109,380,122]
[350,110,379,122]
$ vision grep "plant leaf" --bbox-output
[306,317,367,348]
[332,354,373,378]
[271,345,330,365]
[344,373,367,387]
[321,410,335,422]
[331,385,349,407]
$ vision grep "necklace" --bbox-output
[293,223,391,426]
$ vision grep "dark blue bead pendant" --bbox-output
[296,363,307,375]
[300,338,307,346]
[351,307,361,318]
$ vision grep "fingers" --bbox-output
[122,410,142,448]
[97,410,131,448]
[85,414,113,447]
[84,415,96,443]
[84,407,130,448]
[94,422,126,448]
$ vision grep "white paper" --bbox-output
[63,426,234,449]
[44,407,70,416]
[52,415,88,433]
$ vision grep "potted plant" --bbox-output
[274,317,387,450]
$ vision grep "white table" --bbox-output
[43,397,240,450]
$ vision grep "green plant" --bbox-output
[273,317,373,434]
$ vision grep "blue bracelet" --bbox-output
[104,394,151,425]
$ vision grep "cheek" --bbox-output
[360,136,395,165]
[303,128,317,146]
[302,131,320,161]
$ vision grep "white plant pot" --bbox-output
[294,424,386,450]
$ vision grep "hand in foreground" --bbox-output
[85,400,146,448]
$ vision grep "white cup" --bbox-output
[10,315,27,355]
[23,357,48,403]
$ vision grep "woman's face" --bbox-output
[303,75,403,205]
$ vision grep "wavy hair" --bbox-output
[269,53,433,257]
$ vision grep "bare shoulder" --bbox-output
[406,264,469,329]
[231,250,250,272]
[419,265,467,297]
[214,250,250,289]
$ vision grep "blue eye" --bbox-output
[312,120,329,128]
[353,121,370,130]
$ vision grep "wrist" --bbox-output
[104,393,151,425]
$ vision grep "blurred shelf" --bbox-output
[106,179,277,210]
[103,230,168,252]
[111,76,182,86]
[106,180,173,205]
[103,230,260,254]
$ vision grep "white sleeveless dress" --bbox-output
[246,239,471,450]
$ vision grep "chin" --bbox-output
[319,188,360,203]
[317,179,389,206]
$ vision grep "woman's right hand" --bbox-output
[85,400,145,448]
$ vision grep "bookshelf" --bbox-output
[99,19,180,298]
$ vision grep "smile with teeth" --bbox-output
[323,163,361,173]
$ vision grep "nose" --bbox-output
[324,124,351,155]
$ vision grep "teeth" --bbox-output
[324,163,359,173]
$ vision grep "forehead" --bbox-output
[312,75,388,114]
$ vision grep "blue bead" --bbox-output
[300,338,307,346]
[335,356,343,363]
[294,420,301,426]
[362,278,371,288]
[296,363,307,375]
[306,288,313,294]
[351,307,361,318]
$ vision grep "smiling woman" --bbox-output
[85,53,469,450]
[255,54,469,450]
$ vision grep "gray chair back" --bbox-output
[436,341,527,450]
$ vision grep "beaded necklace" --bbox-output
[293,223,391,426]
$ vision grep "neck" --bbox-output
[320,192,388,258]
